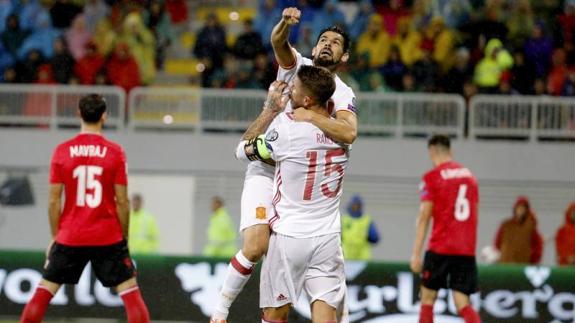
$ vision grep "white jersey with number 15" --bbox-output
[265,112,349,238]
[245,49,356,179]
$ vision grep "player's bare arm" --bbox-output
[48,184,63,238]
[115,184,130,239]
[410,201,433,273]
[293,108,358,144]
[241,81,289,141]
[271,7,300,68]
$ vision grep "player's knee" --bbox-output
[242,242,267,262]
[262,305,290,322]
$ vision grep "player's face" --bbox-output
[312,31,349,69]
[569,210,575,223]
[514,204,527,219]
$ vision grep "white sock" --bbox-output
[212,250,256,319]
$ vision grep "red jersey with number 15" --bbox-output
[50,133,127,246]
[419,161,478,256]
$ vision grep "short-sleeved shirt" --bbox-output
[419,161,478,256]
[50,133,127,246]
[265,112,349,238]
[245,48,356,179]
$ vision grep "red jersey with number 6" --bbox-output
[419,161,478,256]
[50,133,127,246]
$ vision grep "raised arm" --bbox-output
[410,201,433,273]
[271,7,300,69]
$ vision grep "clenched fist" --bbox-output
[282,7,301,25]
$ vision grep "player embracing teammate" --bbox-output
[211,6,357,323]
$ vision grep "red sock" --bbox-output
[460,305,481,323]
[120,286,150,323]
[419,304,434,323]
[20,286,53,323]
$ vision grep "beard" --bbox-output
[313,54,340,70]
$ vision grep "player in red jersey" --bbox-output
[410,134,482,323]
[20,94,150,323]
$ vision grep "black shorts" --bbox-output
[421,251,477,295]
[43,240,136,287]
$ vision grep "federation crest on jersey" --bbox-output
[266,129,279,142]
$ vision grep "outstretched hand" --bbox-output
[282,7,301,25]
[264,80,290,113]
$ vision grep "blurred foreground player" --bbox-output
[20,94,150,323]
[410,135,481,323]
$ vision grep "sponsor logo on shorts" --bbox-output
[256,207,267,220]
[276,294,287,301]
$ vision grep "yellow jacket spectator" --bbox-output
[356,14,391,68]
[93,19,117,56]
[393,17,423,66]
[473,38,513,90]
[428,17,456,72]
[118,12,156,85]
[204,196,237,258]
[342,195,380,260]
[129,194,160,254]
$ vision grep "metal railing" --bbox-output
[470,95,575,140]
[358,92,465,137]
[2,84,575,141]
[0,85,125,129]
[128,87,466,137]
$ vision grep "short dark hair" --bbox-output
[428,134,451,150]
[317,25,351,53]
[79,94,107,123]
[297,65,336,106]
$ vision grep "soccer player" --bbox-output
[20,94,150,323]
[211,8,357,322]
[237,65,348,323]
[410,135,481,323]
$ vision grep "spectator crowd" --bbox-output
[0,0,183,92]
[3,0,575,99]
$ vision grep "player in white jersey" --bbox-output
[238,65,348,323]
[211,8,357,323]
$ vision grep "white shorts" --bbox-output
[239,175,274,232]
[260,232,346,311]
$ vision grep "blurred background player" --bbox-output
[128,193,160,255]
[556,202,575,266]
[410,134,481,323]
[237,65,348,323]
[211,7,357,323]
[493,196,543,264]
[342,194,380,260]
[20,94,150,323]
[203,196,237,258]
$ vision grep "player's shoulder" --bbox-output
[334,75,355,95]
[101,137,124,151]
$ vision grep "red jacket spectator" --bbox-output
[547,48,575,96]
[494,196,543,264]
[106,43,141,93]
[74,41,105,84]
[556,202,575,266]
